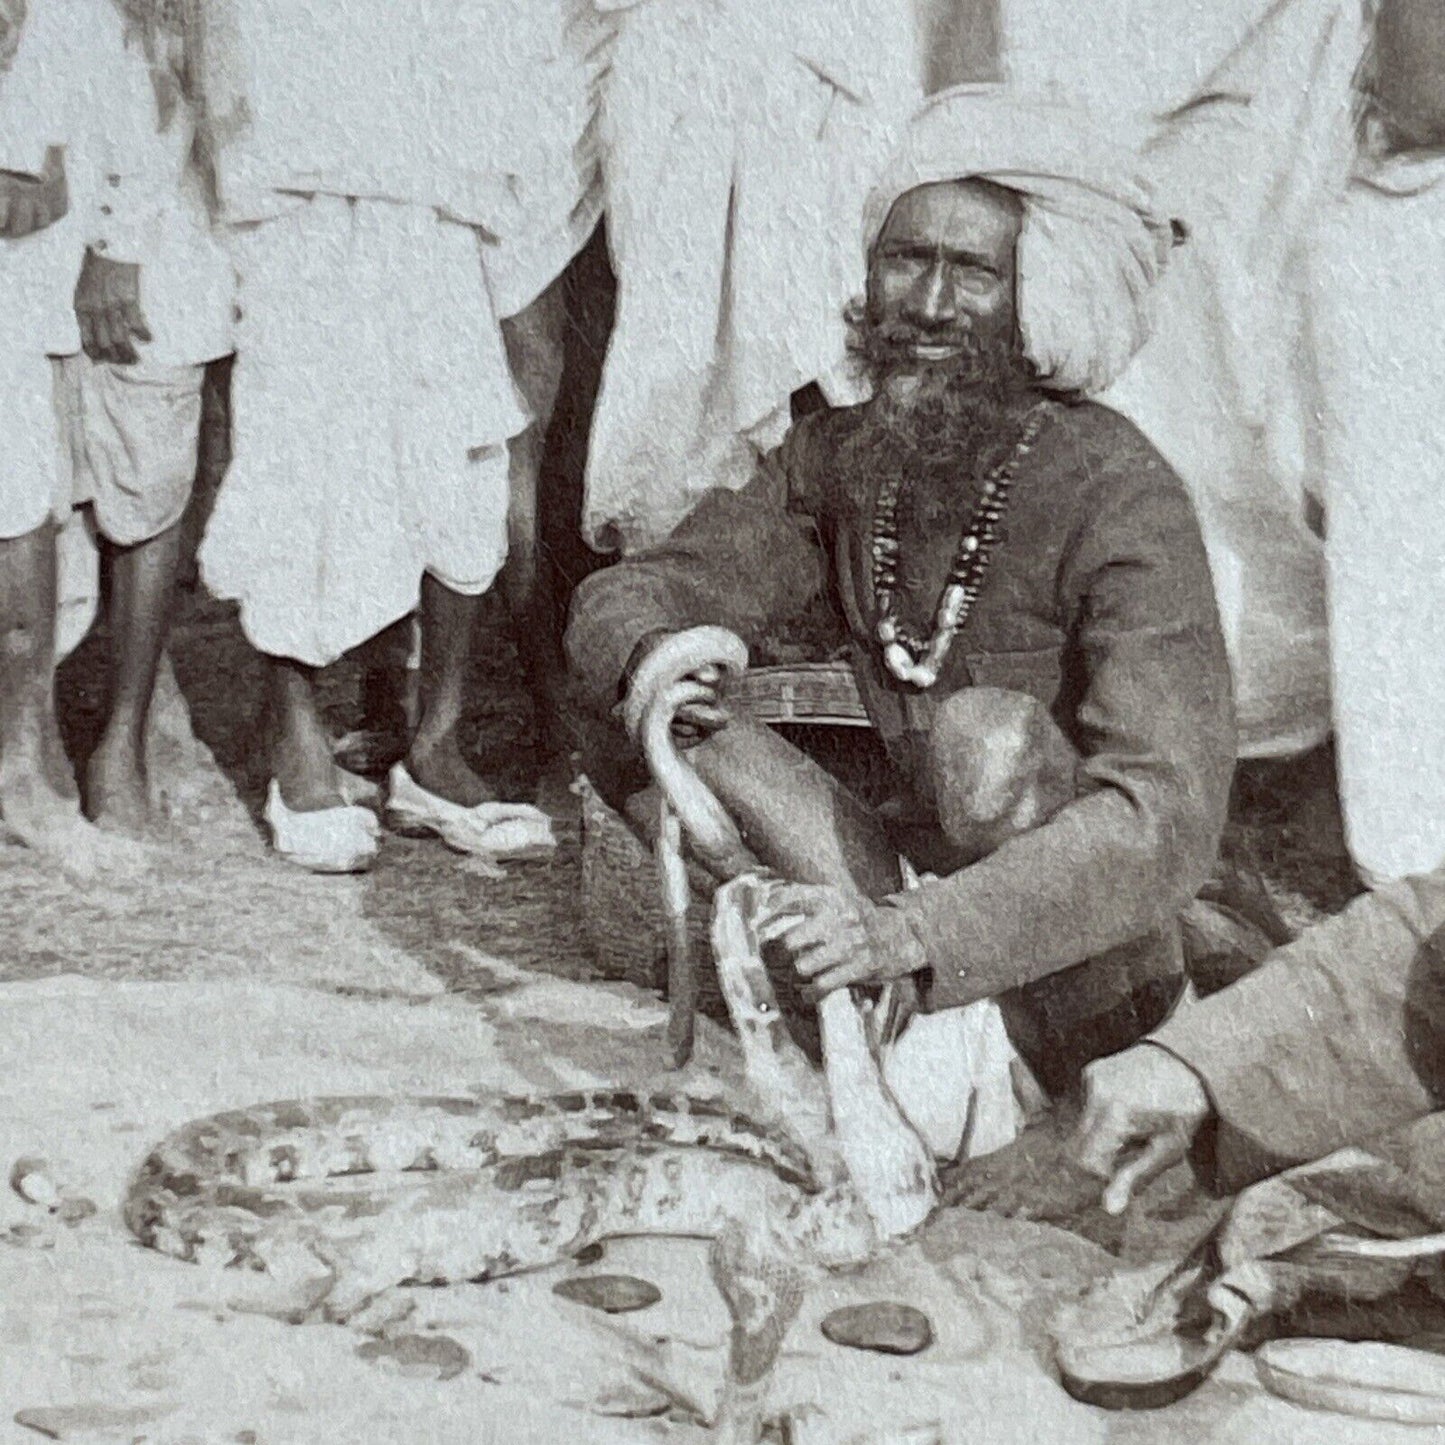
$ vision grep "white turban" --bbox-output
[862,86,1175,397]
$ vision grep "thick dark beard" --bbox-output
[827,323,1041,640]
[833,325,1038,531]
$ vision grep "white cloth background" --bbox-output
[585,0,920,552]
[200,198,527,666]
[1101,0,1362,761]
[999,0,1337,760]
[1307,152,1445,881]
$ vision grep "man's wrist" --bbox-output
[1135,1041,1214,1121]
[872,898,931,979]
[620,630,673,699]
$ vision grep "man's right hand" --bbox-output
[1072,1043,1212,1216]
[0,148,69,239]
[622,626,748,748]
[666,659,731,743]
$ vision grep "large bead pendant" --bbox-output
[883,641,939,690]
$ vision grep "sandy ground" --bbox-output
[0,582,1401,1443]
[0,289,1382,1439]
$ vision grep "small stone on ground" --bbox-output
[552,1273,662,1314]
[821,1301,934,1356]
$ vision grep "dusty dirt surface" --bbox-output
[0,260,1380,1439]
[0,584,594,1000]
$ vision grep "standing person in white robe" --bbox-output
[58,0,234,838]
[191,1,593,873]
[1134,0,1445,883]
[584,0,922,553]
[0,0,227,869]
[988,0,1336,763]
[0,0,98,874]
[1304,0,1445,884]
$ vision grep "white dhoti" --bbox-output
[54,355,208,548]
[1307,163,1445,882]
[588,0,919,552]
[199,197,528,667]
[0,183,96,668]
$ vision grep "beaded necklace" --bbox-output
[871,405,1047,690]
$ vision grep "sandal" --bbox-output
[263,781,380,874]
[384,764,556,861]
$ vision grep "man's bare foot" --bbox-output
[941,1113,1120,1235]
[84,737,155,838]
[273,716,349,812]
[0,767,150,880]
[405,735,496,808]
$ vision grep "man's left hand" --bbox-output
[760,884,928,996]
[74,248,151,364]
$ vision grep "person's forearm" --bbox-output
[1152,871,1445,1191]
[564,478,823,711]
[893,782,1212,1009]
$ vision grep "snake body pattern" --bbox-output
[124,638,936,1439]
[124,1087,880,1324]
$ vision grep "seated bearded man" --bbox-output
[565,88,1236,1121]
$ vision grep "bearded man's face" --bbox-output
[862,179,1027,404]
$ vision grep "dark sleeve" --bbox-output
[1150,870,1445,1193]
[563,430,828,711]
[892,419,1236,1008]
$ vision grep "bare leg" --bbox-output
[500,279,567,751]
[269,656,345,811]
[405,575,494,807]
[86,520,182,835]
[499,278,566,627]
[396,286,567,807]
[0,524,142,876]
[689,718,903,899]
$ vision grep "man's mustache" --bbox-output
[866,320,982,354]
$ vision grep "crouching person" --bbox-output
[565,88,1236,1136]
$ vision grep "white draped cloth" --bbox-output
[1111,0,1445,874]
[1120,0,1445,875]
[1100,0,1352,760]
[0,0,232,657]
[1,0,132,553]
[194,0,603,284]
[199,199,527,667]
[982,0,1333,759]
[585,0,920,552]
[1309,142,1445,882]
[194,0,602,665]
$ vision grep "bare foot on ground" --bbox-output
[0,767,151,880]
[405,735,497,808]
[85,739,157,839]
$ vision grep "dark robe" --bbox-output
[566,397,1236,1093]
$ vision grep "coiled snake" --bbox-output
[125,628,937,1439]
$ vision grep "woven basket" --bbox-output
[575,771,822,1054]
[576,773,711,992]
